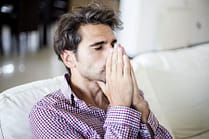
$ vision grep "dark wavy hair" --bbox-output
[54,3,122,59]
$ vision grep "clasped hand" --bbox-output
[98,44,150,123]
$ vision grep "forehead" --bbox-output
[78,24,115,40]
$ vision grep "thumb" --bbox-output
[97,81,106,93]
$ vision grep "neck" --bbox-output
[69,73,109,111]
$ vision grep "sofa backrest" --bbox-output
[132,43,209,138]
[1,43,209,139]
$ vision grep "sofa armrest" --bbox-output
[0,75,65,139]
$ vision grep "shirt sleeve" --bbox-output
[139,112,173,139]
[29,105,84,139]
[103,106,141,138]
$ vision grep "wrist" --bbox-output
[132,103,150,123]
[141,109,150,123]
[110,101,131,107]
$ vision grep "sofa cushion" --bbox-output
[132,44,209,138]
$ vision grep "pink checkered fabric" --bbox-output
[29,76,172,139]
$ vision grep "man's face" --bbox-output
[74,24,117,82]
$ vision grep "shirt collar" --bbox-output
[61,73,79,102]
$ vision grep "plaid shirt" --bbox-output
[29,76,172,139]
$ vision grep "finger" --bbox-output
[139,89,144,99]
[131,67,138,90]
[131,68,144,99]
[123,54,131,78]
[117,44,126,55]
[112,45,118,74]
[117,47,123,76]
[106,49,113,79]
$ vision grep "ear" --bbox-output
[60,50,77,68]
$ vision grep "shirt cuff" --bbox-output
[105,106,141,129]
[147,111,159,133]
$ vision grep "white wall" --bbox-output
[189,0,209,44]
[117,0,143,57]
[118,0,209,57]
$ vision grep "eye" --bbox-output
[94,46,103,51]
[111,40,117,48]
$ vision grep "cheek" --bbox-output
[77,48,106,67]
[76,50,91,64]
[92,53,106,67]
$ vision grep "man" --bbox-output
[29,3,172,139]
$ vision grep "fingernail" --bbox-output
[117,47,121,52]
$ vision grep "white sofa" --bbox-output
[0,43,209,139]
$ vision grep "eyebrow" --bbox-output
[89,41,107,47]
[89,39,117,47]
